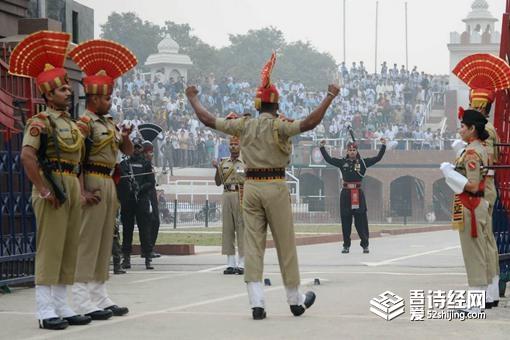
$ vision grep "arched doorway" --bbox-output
[433,178,454,222]
[390,176,425,222]
[361,176,383,223]
[298,173,325,211]
[170,69,181,81]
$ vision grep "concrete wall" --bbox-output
[309,149,454,223]
[0,0,29,38]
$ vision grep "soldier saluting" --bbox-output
[319,137,386,254]
[212,132,245,275]
[12,31,90,330]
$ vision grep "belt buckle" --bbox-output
[73,164,80,174]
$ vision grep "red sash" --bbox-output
[350,189,360,209]
[457,181,485,238]
[112,164,121,185]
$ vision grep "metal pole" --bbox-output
[375,1,379,74]
[405,2,409,71]
[343,0,346,63]
[173,199,177,229]
[205,199,209,228]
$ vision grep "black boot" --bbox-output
[121,253,131,269]
[145,257,154,270]
[113,257,126,274]
[290,291,316,316]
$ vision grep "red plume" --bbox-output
[260,51,276,88]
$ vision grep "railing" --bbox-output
[301,137,455,154]
[420,94,434,128]
[157,194,448,229]
[0,44,38,288]
[164,173,300,203]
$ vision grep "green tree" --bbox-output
[279,41,337,89]
[100,12,162,65]
[218,27,286,83]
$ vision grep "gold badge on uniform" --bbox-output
[29,126,40,137]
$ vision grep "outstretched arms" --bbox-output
[319,140,344,168]
[299,84,340,132]
[364,138,387,167]
[185,86,216,128]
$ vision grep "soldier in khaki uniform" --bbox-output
[440,110,491,315]
[452,53,510,308]
[212,133,246,274]
[186,52,340,320]
[12,31,91,329]
[69,39,136,319]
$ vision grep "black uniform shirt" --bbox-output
[320,145,386,182]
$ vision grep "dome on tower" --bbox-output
[157,34,180,54]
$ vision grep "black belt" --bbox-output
[84,163,114,176]
[47,161,80,175]
[343,182,361,189]
[245,168,285,180]
[468,191,484,197]
[224,184,241,192]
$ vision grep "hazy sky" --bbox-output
[76,0,506,75]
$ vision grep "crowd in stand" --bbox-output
[110,61,449,167]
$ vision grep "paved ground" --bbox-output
[1,230,509,340]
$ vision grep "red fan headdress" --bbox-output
[254,52,279,110]
[8,31,71,94]
[69,39,137,95]
[453,53,510,115]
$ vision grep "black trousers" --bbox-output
[121,199,154,256]
[340,188,369,248]
[112,220,122,262]
[150,212,160,248]
[341,212,369,248]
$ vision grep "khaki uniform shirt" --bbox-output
[484,122,499,162]
[76,110,122,168]
[220,158,245,185]
[215,113,302,168]
[455,140,488,184]
[22,108,83,163]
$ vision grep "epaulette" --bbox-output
[278,114,294,123]
[33,112,49,120]
[79,115,92,123]
[464,148,481,161]
[76,116,92,136]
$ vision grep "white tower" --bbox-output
[448,0,500,108]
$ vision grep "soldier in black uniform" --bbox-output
[118,138,155,269]
[320,138,386,253]
[142,140,161,258]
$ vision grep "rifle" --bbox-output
[127,161,140,202]
[37,133,67,204]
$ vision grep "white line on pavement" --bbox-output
[129,264,226,284]
[25,279,314,340]
[361,246,460,267]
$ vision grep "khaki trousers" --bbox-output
[221,191,244,256]
[242,181,300,287]
[32,173,81,285]
[484,177,500,277]
[459,199,490,286]
[74,174,118,283]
